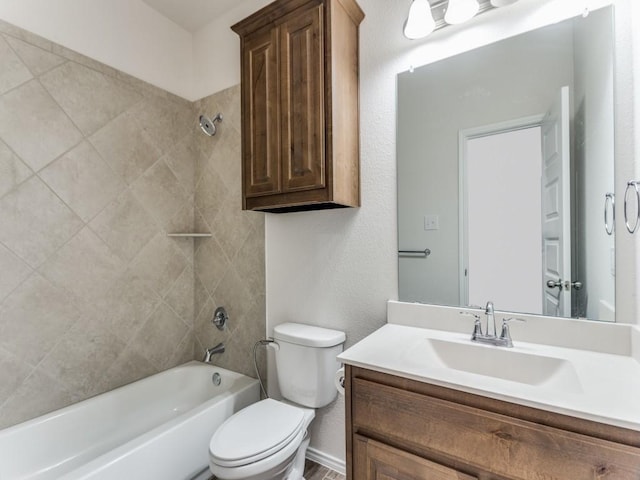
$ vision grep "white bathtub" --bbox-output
[0,362,259,480]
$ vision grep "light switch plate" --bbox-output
[424,215,439,231]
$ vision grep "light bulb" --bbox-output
[444,0,480,25]
[403,0,436,40]
[490,0,519,6]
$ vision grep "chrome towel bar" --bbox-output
[398,248,431,257]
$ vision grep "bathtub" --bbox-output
[0,362,259,480]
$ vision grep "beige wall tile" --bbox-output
[0,369,75,429]
[40,141,125,222]
[0,80,83,171]
[3,35,66,77]
[90,272,162,344]
[129,233,189,298]
[0,243,32,303]
[131,159,189,228]
[0,176,83,268]
[0,139,31,198]
[0,35,32,94]
[133,98,193,155]
[89,109,163,185]
[39,227,126,311]
[163,137,197,195]
[0,348,33,408]
[129,302,189,370]
[0,273,80,366]
[194,237,230,297]
[165,264,195,325]
[89,190,159,263]
[40,61,142,136]
[40,320,128,397]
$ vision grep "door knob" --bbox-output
[569,281,583,290]
[546,279,563,289]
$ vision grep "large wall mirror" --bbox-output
[397,6,615,322]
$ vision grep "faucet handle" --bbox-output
[460,311,483,339]
[499,317,525,347]
[503,317,526,325]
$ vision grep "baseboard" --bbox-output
[306,447,346,475]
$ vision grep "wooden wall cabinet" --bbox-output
[232,0,364,213]
[346,366,640,480]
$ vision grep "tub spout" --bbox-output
[203,343,225,363]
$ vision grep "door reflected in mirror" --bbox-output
[397,6,615,321]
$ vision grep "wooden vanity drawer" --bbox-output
[353,435,477,480]
[351,377,640,479]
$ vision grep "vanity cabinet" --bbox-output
[346,366,640,480]
[231,0,363,212]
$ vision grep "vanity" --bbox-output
[339,302,640,479]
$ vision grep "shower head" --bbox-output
[199,113,223,136]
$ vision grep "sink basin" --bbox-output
[402,337,583,393]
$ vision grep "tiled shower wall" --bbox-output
[0,22,265,428]
[193,87,267,380]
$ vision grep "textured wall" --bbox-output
[0,23,266,429]
[192,86,266,380]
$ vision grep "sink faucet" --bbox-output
[485,301,496,338]
[460,301,524,348]
[203,342,225,363]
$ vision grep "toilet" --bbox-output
[208,323,346,480]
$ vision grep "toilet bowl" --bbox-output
[209,399,314,480]
[208,323,345,480]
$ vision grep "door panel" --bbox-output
[243,27,280,197]
[279,4,325,192]
[542,86,571,317]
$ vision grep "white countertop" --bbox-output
[339,305,640,432]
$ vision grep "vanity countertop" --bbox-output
[339,320,640,432]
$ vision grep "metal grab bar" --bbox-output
[604,192,615,236]
[398,248,431,257]
[624,181,640,234]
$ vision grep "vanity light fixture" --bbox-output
[444,0,480,24]
[403,0,519,40]
[404,0,436,40]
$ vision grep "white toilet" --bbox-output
[208,323,345,480]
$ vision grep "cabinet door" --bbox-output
[354,435,477,480]
[242,25,280,198]
[279,4,325,193]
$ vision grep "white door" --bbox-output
[541,86,571,317]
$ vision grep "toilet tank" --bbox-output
[273,323,346,408]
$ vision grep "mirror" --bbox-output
[397,6,615,321]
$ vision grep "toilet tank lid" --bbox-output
[273,323,346,347]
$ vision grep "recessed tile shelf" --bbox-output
[166,233,212,238]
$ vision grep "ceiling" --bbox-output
[142,0,240,32]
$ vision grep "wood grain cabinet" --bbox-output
[346,366,640,480]
[232,0,364,212]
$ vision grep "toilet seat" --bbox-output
[209,399,306,468]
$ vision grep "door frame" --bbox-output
[458,114,545,305]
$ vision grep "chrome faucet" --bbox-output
[485,301,496,338]
[460,301,524,348]
[203,342,225,363]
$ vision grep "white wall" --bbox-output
[0,0,194,99]
[191,0,272,101]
